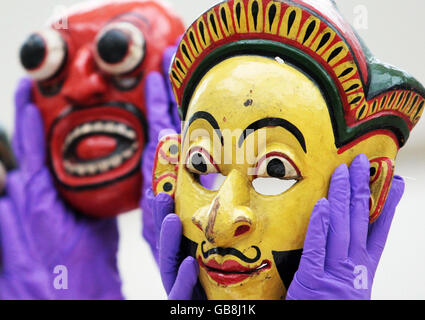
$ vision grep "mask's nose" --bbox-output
[61,46,107,105]
[192,170,255,247]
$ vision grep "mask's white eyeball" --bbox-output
[255,153,300,180]
[20,29,67,81]
[95,22,145,75]
[252,152,301,196]
[185,147,219,175]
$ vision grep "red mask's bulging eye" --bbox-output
[20,29,67,81]
[94,22,145,75]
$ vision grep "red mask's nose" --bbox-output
[62,46,107,105]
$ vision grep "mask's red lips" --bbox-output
[198,256,271,286]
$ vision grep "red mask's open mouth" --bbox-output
[198,256,271,286]
[63,121,139,176]
[49,102,146,190]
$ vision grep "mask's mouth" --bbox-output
[49,102,146,190]
[198,256,271,286]
[62,121,139,177]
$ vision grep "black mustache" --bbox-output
[201,241,261,264]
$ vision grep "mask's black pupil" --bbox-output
[20,34,46,70]
[192,153,207,173]
[97,29,129,64]
[267,158,286,178]
[370,167,377,177]
[163,182,173,192]
[169,144,178,155]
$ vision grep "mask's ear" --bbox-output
[369,157,395,223]
[152,134,181,198]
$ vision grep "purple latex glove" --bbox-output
[286,154,405,300]
[0,193,53,299]
[140,46,181,262]
[0,78,123,300]
[147,192,200,300]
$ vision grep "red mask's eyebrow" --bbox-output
[108,12,150,28]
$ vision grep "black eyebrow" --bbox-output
[183,111,224,145]
[238,118,307,153]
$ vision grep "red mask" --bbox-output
[19,1,185,218]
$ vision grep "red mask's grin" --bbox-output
[50,102,146,189]
[198,256,272,286]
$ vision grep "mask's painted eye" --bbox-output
[252,152,301,196]
[95,22,145,75]
[185,147,219,175]
[20,29,67,81]
[255,152,301,180]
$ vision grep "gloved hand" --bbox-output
[0,78,123,300]
[140,46,181,262]
[146,191,200,300]
[286,154,405,300]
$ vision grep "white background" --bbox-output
[0,0,424,300]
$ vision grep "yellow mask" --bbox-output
[153,0,424,300]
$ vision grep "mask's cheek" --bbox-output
[251,176,326,252]
[251,177,326,294]
[175,166,216,241]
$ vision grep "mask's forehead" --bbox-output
[50,1,157,48]
[52,0,148,24]
[185,55,336,156]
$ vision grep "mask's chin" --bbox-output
[199,259,286,300]
[56,171,142,218]
[181,235,302,299]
